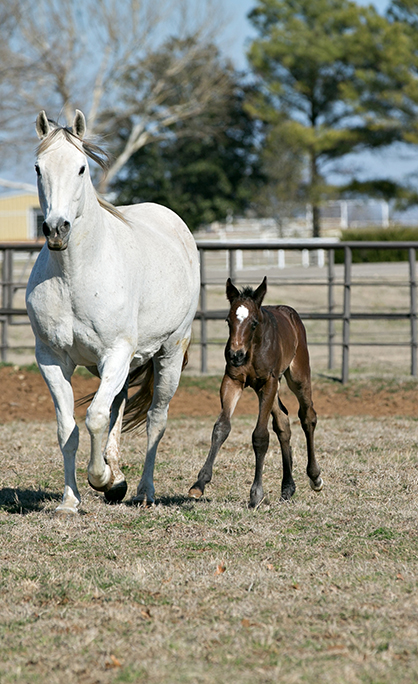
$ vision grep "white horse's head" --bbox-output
[35,110,93,251]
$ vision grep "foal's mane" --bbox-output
[237,286,257,300]
[36,123,129,225]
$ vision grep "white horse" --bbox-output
[26,110,200,514]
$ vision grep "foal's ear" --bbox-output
[73,110,87,139]
[35,111,51,139]
[253,276,267,307]
[226,278,240,303]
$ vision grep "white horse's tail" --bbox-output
[123,345,189,432]
[122,360,154,432]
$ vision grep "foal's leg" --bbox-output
[271,393,295,500]
[133,344,187,506]
[285,360,323,492]
[36,342,80,514]
[249,376,277,508]
[188,374,243,499]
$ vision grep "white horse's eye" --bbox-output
[79,165,86,176]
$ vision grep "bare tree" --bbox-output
[0,0,232,191]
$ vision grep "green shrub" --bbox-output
[335,226,418,263]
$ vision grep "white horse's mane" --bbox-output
[37,124,128,224]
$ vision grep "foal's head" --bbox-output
[225,277,267,367]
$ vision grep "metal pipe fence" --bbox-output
[1,240,417,382]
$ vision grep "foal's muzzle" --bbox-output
[227,348,247,367]
[43,219,71,251]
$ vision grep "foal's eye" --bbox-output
[79,165,86,176]
[35,164,41,177]
[251,320,259,330]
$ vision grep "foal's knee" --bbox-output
[298,404,317,432]
[212,413,231,444]
[252,425,269,454]
[272,415,291,445]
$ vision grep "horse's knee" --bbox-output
[213,413,231,443]
[273,416,291,445]
[252,426,269,454]
[298,404,317,432]
[86,403,109,435]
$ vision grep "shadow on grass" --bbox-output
[123,494,202,509]
[0,487,61,514]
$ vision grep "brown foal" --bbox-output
[189,277,323,507]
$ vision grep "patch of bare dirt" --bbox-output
[1,365,418,423]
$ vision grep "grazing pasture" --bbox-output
[1,377,418,683]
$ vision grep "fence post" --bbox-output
[409,247,417,377]
[342,246,352,383]
[228,249,236,283]
[199,250,208,374]
[1,248,13,363]
[328,249,335,369]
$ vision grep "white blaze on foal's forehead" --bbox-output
[236,305,249,322]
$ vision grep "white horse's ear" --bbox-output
[73,110,86,139]
[36,111,51,139]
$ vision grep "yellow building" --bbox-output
[0,192,42,241]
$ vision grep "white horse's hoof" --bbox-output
[88,464,114,492]
[309,476,324,492]
[55,487,80,514]
[55,503,79,515]
[104,479,128,503]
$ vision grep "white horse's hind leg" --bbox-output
[86,352,131,493]
[36,344,80,514]
[133,345,186,505]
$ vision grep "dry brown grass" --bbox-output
[1,406,418,683]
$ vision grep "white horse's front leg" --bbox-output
[36,344,79,514]
[102,380,129,503]
[85,353,130,493]
[133,346,185,506]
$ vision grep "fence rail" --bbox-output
[1,240,417,382]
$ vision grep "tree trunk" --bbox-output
[310,152,321,238]
[312,204,320,238]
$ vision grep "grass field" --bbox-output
[1,388,418,683]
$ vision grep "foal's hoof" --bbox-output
[309,476,324,492]
[280,483,296,501]
[188,484,204,499]
[104,479,128,504]
[132,495,154,508]
[249,487,265,509]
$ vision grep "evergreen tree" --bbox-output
[247,0,416,236]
